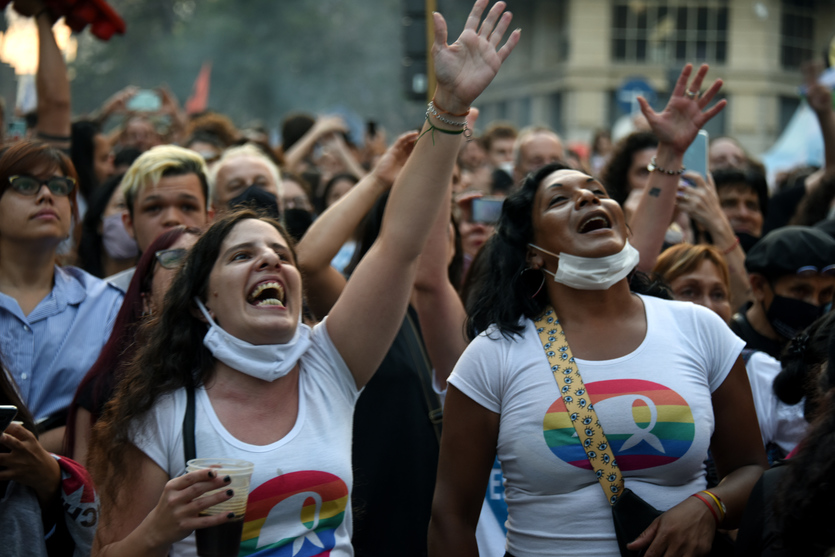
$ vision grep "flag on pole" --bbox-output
[185,61,212,115]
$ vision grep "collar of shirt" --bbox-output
[0,266,87,324]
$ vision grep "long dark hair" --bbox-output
[65,225,201,457]
[76,173,125,278]
[600,131,658,206]
[465,162,572,339]
[774,326,835,552]
[89,209,296,510]
[465,162,670,340]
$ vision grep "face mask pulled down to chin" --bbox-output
[527,240,640,290]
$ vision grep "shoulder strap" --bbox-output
[403,309,443,443]
[533,307,625,505]
[183,385,196,464]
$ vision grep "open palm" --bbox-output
[638,64,726,154]
[432,0,520,112]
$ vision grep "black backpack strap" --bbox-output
[403,308,443,443]
[183,385,196,464]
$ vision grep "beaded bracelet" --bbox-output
[691,492,720,525]
[427,101,466,127]
[647,156,685,176]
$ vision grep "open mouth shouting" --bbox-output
[247,280,286,308]
[577,211,612,234]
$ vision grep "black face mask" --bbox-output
[283,208,314,242]
[736,232,760,254]
[765,294,824,339]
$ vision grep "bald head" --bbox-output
[514,128,565,184]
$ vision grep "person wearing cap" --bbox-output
[730,226,835,359]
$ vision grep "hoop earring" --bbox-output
[520,267,546,299]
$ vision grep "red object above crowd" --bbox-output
[0,0,126,40]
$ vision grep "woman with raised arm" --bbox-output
[429,64,766,557]
[88,2,519,556]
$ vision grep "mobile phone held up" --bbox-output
[682,129,709,181]
[0,406,17,433]
[471,197,503,225]
[127,89,161,112]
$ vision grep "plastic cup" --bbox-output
[186,458,254,557]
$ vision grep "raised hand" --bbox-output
[432,0,520,114]
[638,64,726,154]
[371,131,420,188]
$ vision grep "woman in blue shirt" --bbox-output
[0,141,123,452]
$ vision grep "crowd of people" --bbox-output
[2,0,835,555]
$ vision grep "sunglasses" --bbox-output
[155,248,188,270]
[8,174,76,197]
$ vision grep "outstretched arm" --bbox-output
[629,64,727,271]
[14,0,71,148]
[326,0,520,388]
[296,131,418,320]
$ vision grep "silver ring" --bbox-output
[685,90,697,99]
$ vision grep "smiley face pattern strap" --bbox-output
[534,307,625,505]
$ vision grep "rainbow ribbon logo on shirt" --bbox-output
[543,379,696,470]
[239,471,349,556]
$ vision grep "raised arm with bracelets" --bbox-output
[296,130,418,320]
[629,64,727,271]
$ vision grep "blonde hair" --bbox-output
[120,145,210,215]
[209,143,282,203]
[653,243,731,291]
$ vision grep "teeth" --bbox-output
[581,216,610,232]
[255,298,284,307]
[248,281,285,304]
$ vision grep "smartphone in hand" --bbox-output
[0,406,17,433]
[683,129,709,180]
[471,197,503,224]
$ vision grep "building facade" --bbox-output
[475,0,835,156]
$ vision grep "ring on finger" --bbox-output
[685,90,698,100]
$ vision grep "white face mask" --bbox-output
[195,297,311,382]
[528,240,640,290]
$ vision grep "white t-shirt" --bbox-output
[449,295,744,557]
[745,350,807,455]
[132,319,360,557]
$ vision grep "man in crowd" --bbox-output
[713,167,769,252]
[731,226,835,359]
[108,145,213,291]
[210,143,282,216]
[512,125,565,185]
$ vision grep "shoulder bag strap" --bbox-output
[533,307,625,505]
[403,309,443,443]
[183,385,196,464]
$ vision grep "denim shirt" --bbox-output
[0,266,123,420]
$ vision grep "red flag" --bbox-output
[185,61,212,115]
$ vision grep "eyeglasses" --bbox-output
[8,174,76,197]
[796,265,835,277]
[155,248,188,270]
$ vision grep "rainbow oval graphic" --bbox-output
[543,379,695,471]
[240,470,349,556]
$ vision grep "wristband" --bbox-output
[691,492,720,525]
[430,97,471,118]
[721,237,740,255]
[700,490,727,521]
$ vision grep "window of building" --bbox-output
[611,0,728,64]
[780,0,816,69]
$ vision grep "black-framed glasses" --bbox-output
[8,174,76,197]
[155,248,188,270]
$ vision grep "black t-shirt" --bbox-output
[729,303,785,360]
[351,306,441,557]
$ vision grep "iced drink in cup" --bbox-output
[186,458,254,557]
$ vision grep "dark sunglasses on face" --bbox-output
[8,174,76,197]
[155,248,188,270]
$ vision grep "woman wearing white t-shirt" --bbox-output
[429,65,767,557]
[88,3,521,556]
